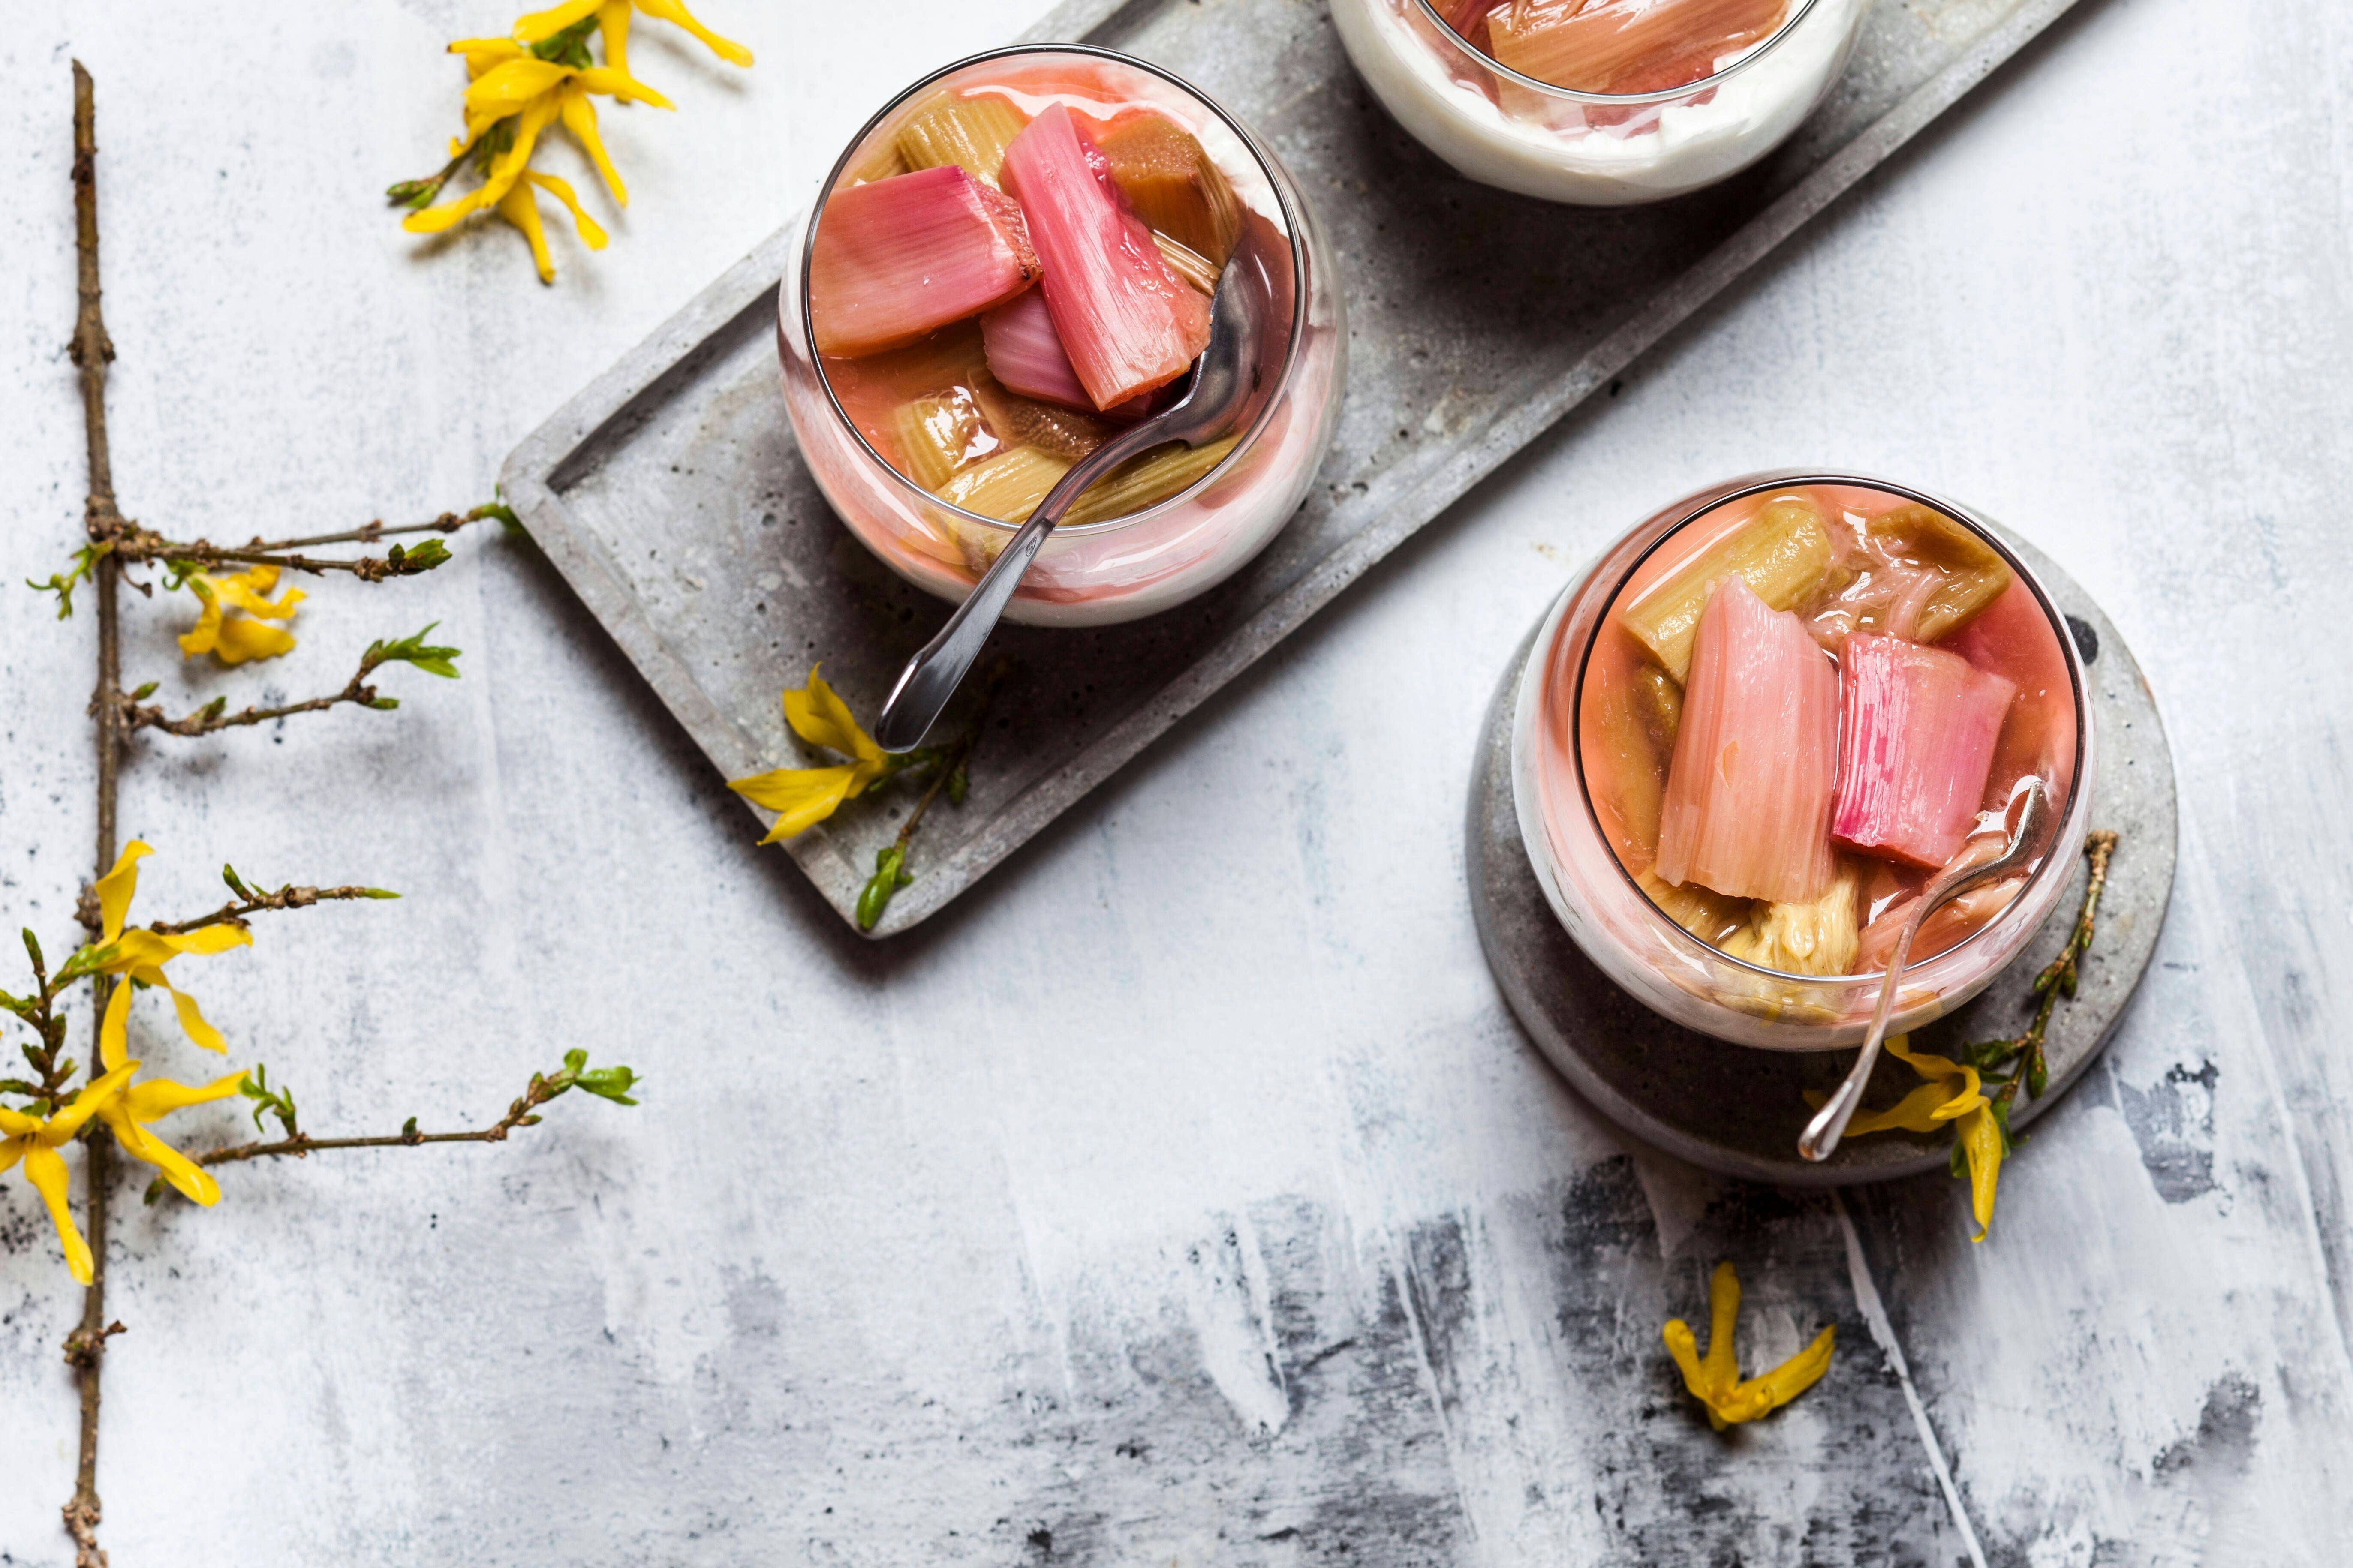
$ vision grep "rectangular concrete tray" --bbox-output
[501,0,2088,935]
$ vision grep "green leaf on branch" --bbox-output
[385,539,453,575]
[364,623,462,679]
[361,888,402,900]
[26,544,107,619]
[856,844,914,932]
[239,1063,299,1137]
[474,500,523,535]
[555,1048,641,1106]
[129,681,158,701]
[222,864,253,900]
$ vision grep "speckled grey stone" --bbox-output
[1468,531,2177,1184]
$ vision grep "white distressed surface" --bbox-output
[0,0,2348,1561]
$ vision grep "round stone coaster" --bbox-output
[1468,533,2178,1186]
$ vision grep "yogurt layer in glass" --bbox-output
[778,47,1345,628]
[1511,473,2094,1050]
[1333,0,1875,204]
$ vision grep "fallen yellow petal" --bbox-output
[1661,1261,1834,1430]
[573,65,675,111]
[94,840,153,944]
[557,83,626,205]
[1960,1104,2004,1241]
[729,763,863,842]
[512,0,603,42]
[634,0,753,66]
[21,1143,93,1283]
[496,178,556,283]
[524,170,608,250]
[449,36,527,80]
[782,666,885,778]
[596,0,633,78]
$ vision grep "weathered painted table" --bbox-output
[0,0,2347,1562]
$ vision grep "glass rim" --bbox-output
[1563,470,2092,986]
[798,43,1311,541]
[1408,0,1831,106]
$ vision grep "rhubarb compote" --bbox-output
[1512,475,2094,1049]
[777,48,1344,627]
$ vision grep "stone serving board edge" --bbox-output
[499,0,2094,935]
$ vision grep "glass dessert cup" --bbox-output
[776,46,1345,629]
[1510,471,2095,1051]
[1332,0,1874,204]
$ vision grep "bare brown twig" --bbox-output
[196,1057,629,1168]
[118,667,387,739]
[67,60,117,1567]
[146,884,392,937]
[250,509,492,553]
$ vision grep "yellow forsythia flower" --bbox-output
[727,667,892,843]
[0,1063,138,1283]
[1662,1262,1835,1430]
[514,0,755,73]
[406,0,749,282]
[99,1069,249,1208]
[90,842,251,1065]
[178,564,304,665]
[1811,1034,2004,1241]
[84,841,259,1208]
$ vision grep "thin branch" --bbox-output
[250,509,493,554]
[119,669,385,739]
[67,60,116,1567]
[100,530,451,581]
[146,883,391,937]
[199,1073,569,1168]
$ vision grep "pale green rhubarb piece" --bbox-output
[894,90,1029,189]
[1621,493,1834,682]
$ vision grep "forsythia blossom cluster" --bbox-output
[3,845,250,1281]
[396,0,752,282]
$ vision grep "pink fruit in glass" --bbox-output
[1655,577,1840,904]
[1000,103,1210,411]
[981,291,1159,422]
[1486,0,1788,94]
[809,166,1041,357]
[1831,633,2019,870]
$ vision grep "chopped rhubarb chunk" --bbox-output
[937,446,1071,523]
[894,90,1029,189]
[1001,104,1211,412]
[980,288,1092,410]
[1636,867,1753,947]
[1063,436,1238,526]
[972,375,1114,461]
[810,167,1039,357]
[1831,634,2018,870]
[1867,504,2014,643]
[1620,492,1833,682]
[890,389,1000,490]
[1487,0,1789,94]
[1097,114,1244,265]
[1721,859,1861,976]
[1655,578,1840,904]
[980,289,1163,422]
[1152,230,1221,295]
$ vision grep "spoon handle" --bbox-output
[872,421,1168,754]
[1797,914,1921,1162]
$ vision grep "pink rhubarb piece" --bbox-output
[1655,577,1841,905]
[1000,103,1210,411]
[1486,0,1787,95]
[811,166,1039,357]
[1831,633,2019,870]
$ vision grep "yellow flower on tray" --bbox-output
[727,667,895,844]
[1663,1262,1836,1430]
[178,564,304,665]
[513,0,755,73]
[1809,1034,2006,1241]
[0,1063,137,1283]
